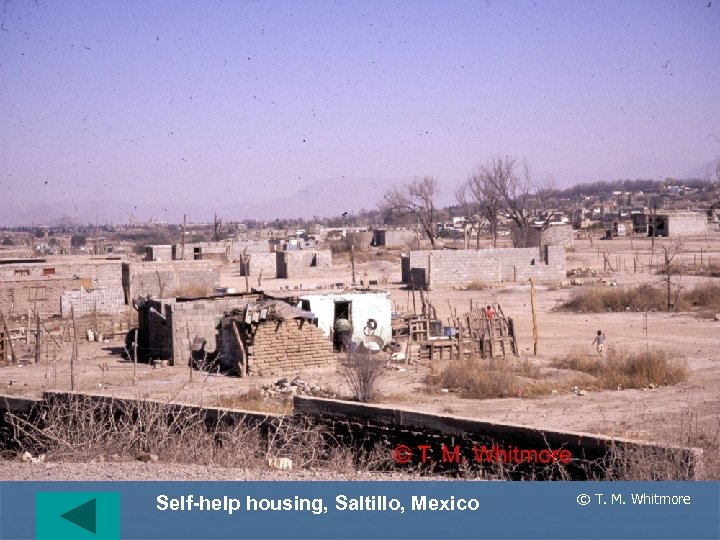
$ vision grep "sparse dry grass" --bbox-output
[561,284,666,312]
[550,347,688,390]
[214,388,291,414]
[172,284,213,298]
[466,280,490,290]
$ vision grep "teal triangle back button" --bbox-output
[60,497,97,534]
[36,491,119,540]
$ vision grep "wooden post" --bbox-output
[132,328,138,384]
[181,214,187,260]
[26,308,31,346]
[70,306,78,391]
[351,245,356,286]
[231,321,246,378]
[0,310,17,364]
[34,313,41,365]
[529,278,538,356]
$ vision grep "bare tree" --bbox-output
[454,184,482,249]
[383,176,440,249]
[661,237,684,311]
[464,163,505,248]
[212,213,224,242]
[482,157,557,248]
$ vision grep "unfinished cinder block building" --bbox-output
[218,302,335,376]
[275,250,332,279]
[238,252,278,279]
[137,294,335,373]
[172,240,271,262]
[122,260,223,300]
[648,211,708,237]
[0,259,123,317]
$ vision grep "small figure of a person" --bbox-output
[334,316,351,352]
[592,330,605,355]
[485,305,496,320]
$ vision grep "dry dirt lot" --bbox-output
[2,232,719,479]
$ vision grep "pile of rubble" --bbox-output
[261,377,336,398]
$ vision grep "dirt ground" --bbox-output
[2,231,719,459]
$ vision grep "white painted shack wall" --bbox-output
[298,292,392,346]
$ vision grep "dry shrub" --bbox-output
[561,282,720,312]
[551,347,688,389]
[600,443,698,480]
[680,282,720,311]
[466,280,490,290]
[426,356,553,399]
[3,395,379,472]
[340,351,386,403]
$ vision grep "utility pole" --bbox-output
[181,214,187,260]
[529,278,538,355]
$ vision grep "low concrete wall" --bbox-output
[0,392,702,479]
[293,396,702,479]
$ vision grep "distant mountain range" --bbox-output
[2,158,718,226]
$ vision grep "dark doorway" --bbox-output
[333,301,351,352]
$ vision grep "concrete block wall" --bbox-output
[407,246,566,288]
[277,250,332,279]
[0,276,78,317]
[173,240,271,261]
[668,213,707,236]
[239,252,277,278]
[292,396,702,479]
[61,288,125,317]
[122,261,222,300]
[145,245,173,261]
[540,224,574,249]
[168,297,254,365]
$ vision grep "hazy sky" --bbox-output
[1,1,719,224]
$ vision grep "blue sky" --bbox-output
[1,1,719,224]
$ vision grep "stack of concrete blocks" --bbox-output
[122,261,222,300]
[61,288,125,317]
[219,317,335,376]
[407,246,566,289]
[276,250,332,279]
